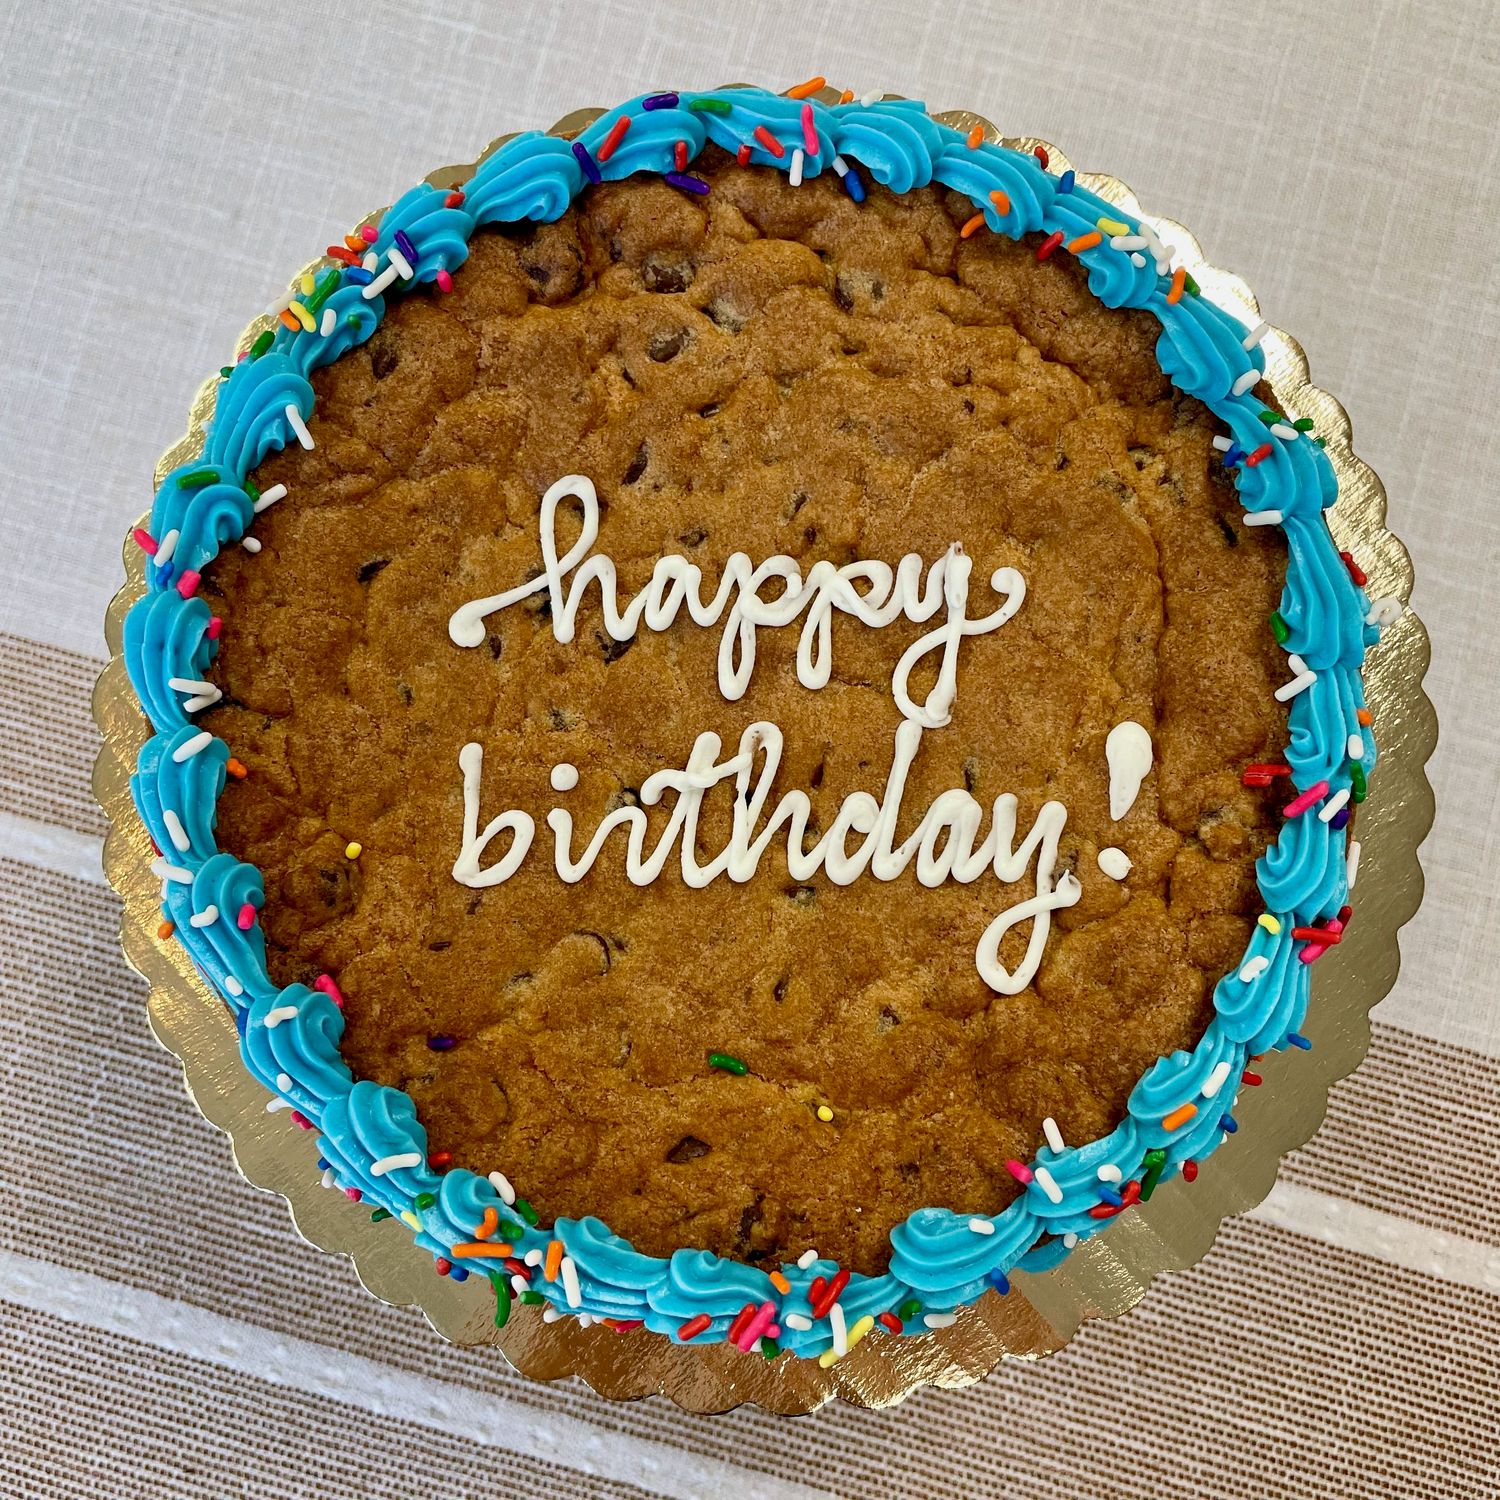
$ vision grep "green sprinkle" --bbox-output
[489,1271,512,1329]
[304,267,342,313]
[414,1192,436,1210]
[514,1197,540,1226]
[345,312,362,327]
[177,468,219,489]
[219,365,234,380]
[519,1290,545,1306]
[1183,271,1201,296]
[1314,436,1327,448]
[1292,417,1316,432]
[244,477,260,503]
[709,1051,748,1075]
[897,1297,923,1321]
[760,1337,779,1359]
[496,1220,526,1242]
[1258,409,1279,426]
[1269,611,1290,644]
[1139,1148,1168,1201]
[249,329,274,359]
[1350,761,1367,802]
[370,1207,392,1222]
[687,96,733,114]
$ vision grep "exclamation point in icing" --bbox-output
[1100,720,1152,881]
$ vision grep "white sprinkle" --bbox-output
[1347,734,1365,760]
[183,694,218,714]
[1239,954,1270,983]
[223,975,244,996]
[1097,1163,1123,1184]
[1366,596,1403,628]
[1270,423,1299,441]
[1287,653,1309,675]
[167,677,217,699]
[171,731,212,763]
[1274,670,1318,703]
[320,307,337,337]
[188,905,219,928]
[1154,255,1172,276]
[369,1151,422,1177]
[321,1167,336,1188]
[1063,1232,1079,1249]
[1346,840,1362,890]
[1213,435,1233,452]
[387,245,415,280]
[1042,1116,1066,1154]
[254,483,287,513]
[1243,509,1283,527]
[832,155,850,178]
[1242,319,1270,351]
[151,857,193,885]
[859,89,883,106]
[560,1255,581,1308]
[1111,234,1148,251]
[266,1097,290,1112]
[361,251,378,273]
[284,404,314,450]
[784,1312,813,1331]
[829,1302,848,1355]
[1232,368,1260,396]
[275,1071,293,1092]
[509,1274,527,1295]
[264,1005,299,1028]
[1097,846,1132,881]
[923,1312,957,1329]
[1033,1166,1063,1204]
[242,536,263,554]
[789,146,804,187]
[541,1306,562,1324]
[1130,252,1147,267]
[1201,1060,1233,1099]
[268,291,292,317]
[1318,787,1352,823]
[968,1217,995,1236]
[797,1248,818,1270]
[155,528,180,566]
[487,1170,516,1205]
[524,1248,544,1268]
[161,809,190,852]
[362,263,401,299]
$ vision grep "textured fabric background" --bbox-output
[1,1,1496,1495]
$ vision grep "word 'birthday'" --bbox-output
[446,475,1079,993]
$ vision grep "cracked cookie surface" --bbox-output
[200,148,1288,1274]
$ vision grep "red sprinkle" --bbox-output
[1338,904,1353,927]
[133,527,158,556]
[1036,230,1064,261]
[443,190,465,208]
[727,1302,758,1342]
[1242,1070,1263,1086]
[435,268,454,293]
[678,1313,712,1340]
[503,1257,530,1280]
[1242,762,1292,787]
[753,124,786,159]
[176,570,201,599]
[808,1275,827,1302]
[325,245,361,266]
[1292,925,1342,945]
[1033,145,1050,169]
[1245,442,1274,467]
[878,1310,904,1334]
[596,114,632,163]
[736,142,752,166]
[235,902,256,930]
[344,1187,362,1202]
[810,1267,849,1319]
[1120,1179,1142,1207]
[673,139,688,171]
[1005,1159,1034,1185]
[289,1110,312,1130]
[1182,1160,1199,1183]
[435,1257,452,1276]
[206,616,223,640]
[429,1151,453,1169]
[1340,550,1368,586]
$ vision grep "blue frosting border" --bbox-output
[123,87,1382,1358]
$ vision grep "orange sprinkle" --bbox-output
[277,309,300,333]
[960,212,986,239]
[989,189,1010,215]
[157,920,175,940]
[449,1241,514,1260]
[1067,230,1103,253]
[786,75,826,99]
[225,758,248,779]
[837,89,854,104]
[1167,266,1187,304]
[544,1238,564,1282]
[1162,1102,1198,1132]
[1356,708,1374,726]
[965,124,984,149]
[343,234,366,253]
[769,1270,792,1295]
[473,1206,499,1241]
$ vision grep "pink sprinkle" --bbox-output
[289,1110,312,1130]
[1005,1159,1034,1186]
[1298,914,1344,965]
[736,1300,778,1351]
[344,1187,362,1201]
[206,616,223,640]
[436,268,454,293]
[133,527,158,556]
[176,569,201,599]
[609,1318,644,1332]
[1283,780,1330,818]
[800,101,819,156]
[314,974,345,1007]
[359,224,378,243]
[236,902,256,930]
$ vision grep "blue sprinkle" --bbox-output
[1220,1114,1238,1134]
[156,563,174,588]
[1099,1185,1123,1207]
[988,1270,1010,1295]
[571,140,602,185]
[393,228,418,264]
[1287,1032,1313,1050]
[343,266,374,286]
[449,1265,469,1282]
[1058,168,1076,193]
[642,92,679,111]
[842,164,866,203]
[317,1157,330,1170]
[1223,443,1244,467]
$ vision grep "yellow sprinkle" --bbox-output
[847,1314,875,1348]
[345,841,362,859]
[816,1104,834,1123]
[287,299,316,332]
[1258,913,1282,935]
[817,1348,840,1368]
[399,1210,421,1230]
[299,272,316,296]
[1096,215,1130,236]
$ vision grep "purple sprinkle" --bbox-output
[664,171,710,196]
[428,1035,457,1051]
[394,228,418,264]
[642,92,679,111]
[571,140,602,184]
[1330,806,1351,830]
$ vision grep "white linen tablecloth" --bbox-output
[1,2,1496,1494]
